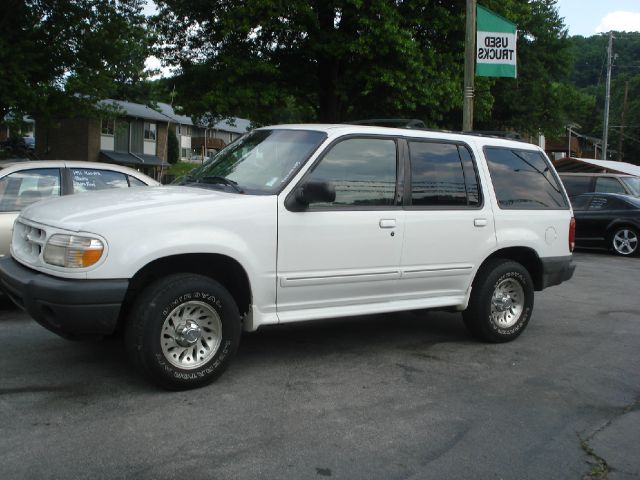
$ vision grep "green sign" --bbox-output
[476,4,517,78]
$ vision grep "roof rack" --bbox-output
[344,118,427,129]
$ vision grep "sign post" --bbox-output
[462,0,476,132]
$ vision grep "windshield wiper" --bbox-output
[198,176,244,193]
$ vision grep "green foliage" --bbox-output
[153,0,580,135]
[167,161,197,178]
[167,127,179,165]
[568,32,640,162]
[0,0,153,121]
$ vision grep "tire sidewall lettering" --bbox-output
[488,270,531,336]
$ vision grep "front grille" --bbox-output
[12,220,47,264]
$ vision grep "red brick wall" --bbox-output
[35,117,91,161]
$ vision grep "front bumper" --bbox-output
[540,255,576,290]
[0,257,129,338]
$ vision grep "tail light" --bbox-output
[569,217,576,252]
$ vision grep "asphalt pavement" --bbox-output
[0,251,638,480]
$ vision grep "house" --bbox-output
[157,103,251,161]
[1,115,35,142]
[35,100,170,178]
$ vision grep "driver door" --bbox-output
[276,136,404,322]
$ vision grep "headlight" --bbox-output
[43,234,104,268]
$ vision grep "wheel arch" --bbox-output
[118,253,252,328]
[475,247,544,291]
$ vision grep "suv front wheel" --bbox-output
[463,259,534,343]
[125,273,242,390]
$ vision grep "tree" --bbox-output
[0,0,153,121]
[154,0,469,125]
[167,127,179,165]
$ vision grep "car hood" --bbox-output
[20,186,241,231]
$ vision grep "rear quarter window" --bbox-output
[560,175,592,197]
[484,147,569,210]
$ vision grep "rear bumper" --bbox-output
[0,257,128,338]
[540,255,576,290]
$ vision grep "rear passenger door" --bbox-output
[399,140,496,301]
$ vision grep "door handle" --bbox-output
[474,218,488,227]
[379,219,396,229]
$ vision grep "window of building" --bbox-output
[409,141,480,207]
[484,147,568,210]
[305,138,397,208]
[144,122,156,141]
[101,118,115,136]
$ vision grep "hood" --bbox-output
[21,186,237,231]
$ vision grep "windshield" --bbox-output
[621,176,640,196]
[176,129,327,194]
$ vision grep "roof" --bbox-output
[156,103,194,126]
[260,124,542,150]
[207,117,252,134]
[553,157,640,177]
[0,160,160,184]
[98,99,170,123]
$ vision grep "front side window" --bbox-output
[620,176,640,196]
[180,129,327,194]
[484,147,568,209]
[144,122,157,141]
[409,141,480,207]
[0,169,61,212]
[595,177,625,194]
[71,169,129,192]
[305,138,397,208]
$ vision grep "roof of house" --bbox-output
[98,99,170,123]
[209,117,252,134]
[156,102,194,126]
[99,99,252,134]
[553,157,640,176]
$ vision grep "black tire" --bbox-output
[463,259,534,343]
[609,226,639,257]
[125,273,242,390]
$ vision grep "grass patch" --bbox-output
[167,161,198,177]
[580,439,609,479]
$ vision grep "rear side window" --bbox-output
[408,141,480,207]
[560,175,592,197]
[128,175,147,187]
[72,169,129,192]
[484,147,568,209]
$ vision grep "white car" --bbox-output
[0,161,159,257]
[0,125,575,390]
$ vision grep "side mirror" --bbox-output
[288,181,336,210]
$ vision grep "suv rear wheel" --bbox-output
[125,273,242,390]
[463,259,534,343]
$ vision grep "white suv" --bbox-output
[0,125,575,390]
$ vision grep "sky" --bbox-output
[555,0,640,36]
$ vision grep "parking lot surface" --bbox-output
[0,252,638,479]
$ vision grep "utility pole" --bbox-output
[462,0,476,132]
[602,32,614,160]
[616,81,629,161]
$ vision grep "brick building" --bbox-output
[35,100,170,178]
